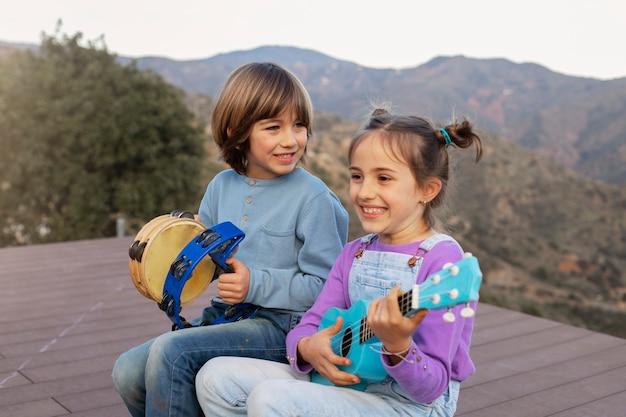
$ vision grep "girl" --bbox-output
[112,62,349,417]
[195,107,483,416]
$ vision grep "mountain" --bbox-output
[123,46,626,185]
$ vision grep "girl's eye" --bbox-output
[379,176,392,182]
[266,125,279,131]
[350,173,362,181]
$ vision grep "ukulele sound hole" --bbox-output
[341,327,353,357]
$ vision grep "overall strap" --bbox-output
[360,233,377,245]
[419,233,458,251]
[360,233,456,250]
[401,233,459,272]
[409,234,459,266]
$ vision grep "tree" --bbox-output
[0,27,205,246]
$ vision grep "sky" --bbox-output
[2,0,625,80]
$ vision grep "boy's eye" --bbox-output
[350,173,362,180]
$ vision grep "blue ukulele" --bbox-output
[311,253,482,390]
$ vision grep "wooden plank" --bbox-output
[2,333,163,373]
[466,331,625,386]
[0,371,114,409]
[471,313,562,346]
[22,354,119,384]
[470,324,592,365]
[548,390,626,417]
[62,403,129,417]
[457,344,626,415]
[457,365,626,417]
[0,369,31,389]
[55,386,122,413]
[0,398,68,417]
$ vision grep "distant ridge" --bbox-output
[208,45,347,65]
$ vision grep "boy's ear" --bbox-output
[422,178,443,203]
[227,127,242,150]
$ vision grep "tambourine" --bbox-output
[129,211,212,305]
[129,211,245,329]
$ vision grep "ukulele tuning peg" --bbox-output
[449,265,460,276]
[461,303,475,318]
[448,289,459,300]
[463,252,473,258]
[431,274,441,285]
[430,294,441,305]
[443,309,455,323]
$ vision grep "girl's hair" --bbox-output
[212,62,314,174]
[348,107,483,229]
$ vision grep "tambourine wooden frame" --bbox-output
[129,214,216,306]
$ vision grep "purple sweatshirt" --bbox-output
[286,236,477,403]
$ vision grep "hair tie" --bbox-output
[439,128,452,146]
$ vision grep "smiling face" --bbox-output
[349,133,441,244]
[245,108,308,179]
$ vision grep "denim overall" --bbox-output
[348,233,461,416]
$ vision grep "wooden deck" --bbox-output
[0,237,624,417]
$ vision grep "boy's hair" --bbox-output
[349,108,483,229]
[212,62,314,174]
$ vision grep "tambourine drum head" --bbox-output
[132,218,216,306]
[129,215,172,299]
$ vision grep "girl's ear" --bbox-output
[422,178,443,203]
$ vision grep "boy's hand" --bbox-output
[216,257,250,304]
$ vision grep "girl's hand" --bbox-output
[216,257,250,304]
[368,286,428,360]
[297,317,361,386]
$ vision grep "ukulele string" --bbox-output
[331,261,477,355]
[333,290,439,354]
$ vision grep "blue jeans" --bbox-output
[111,300,299,417]
[196,357,460,417]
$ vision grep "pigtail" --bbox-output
[371,108,389,117]
[439,120,483,163]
